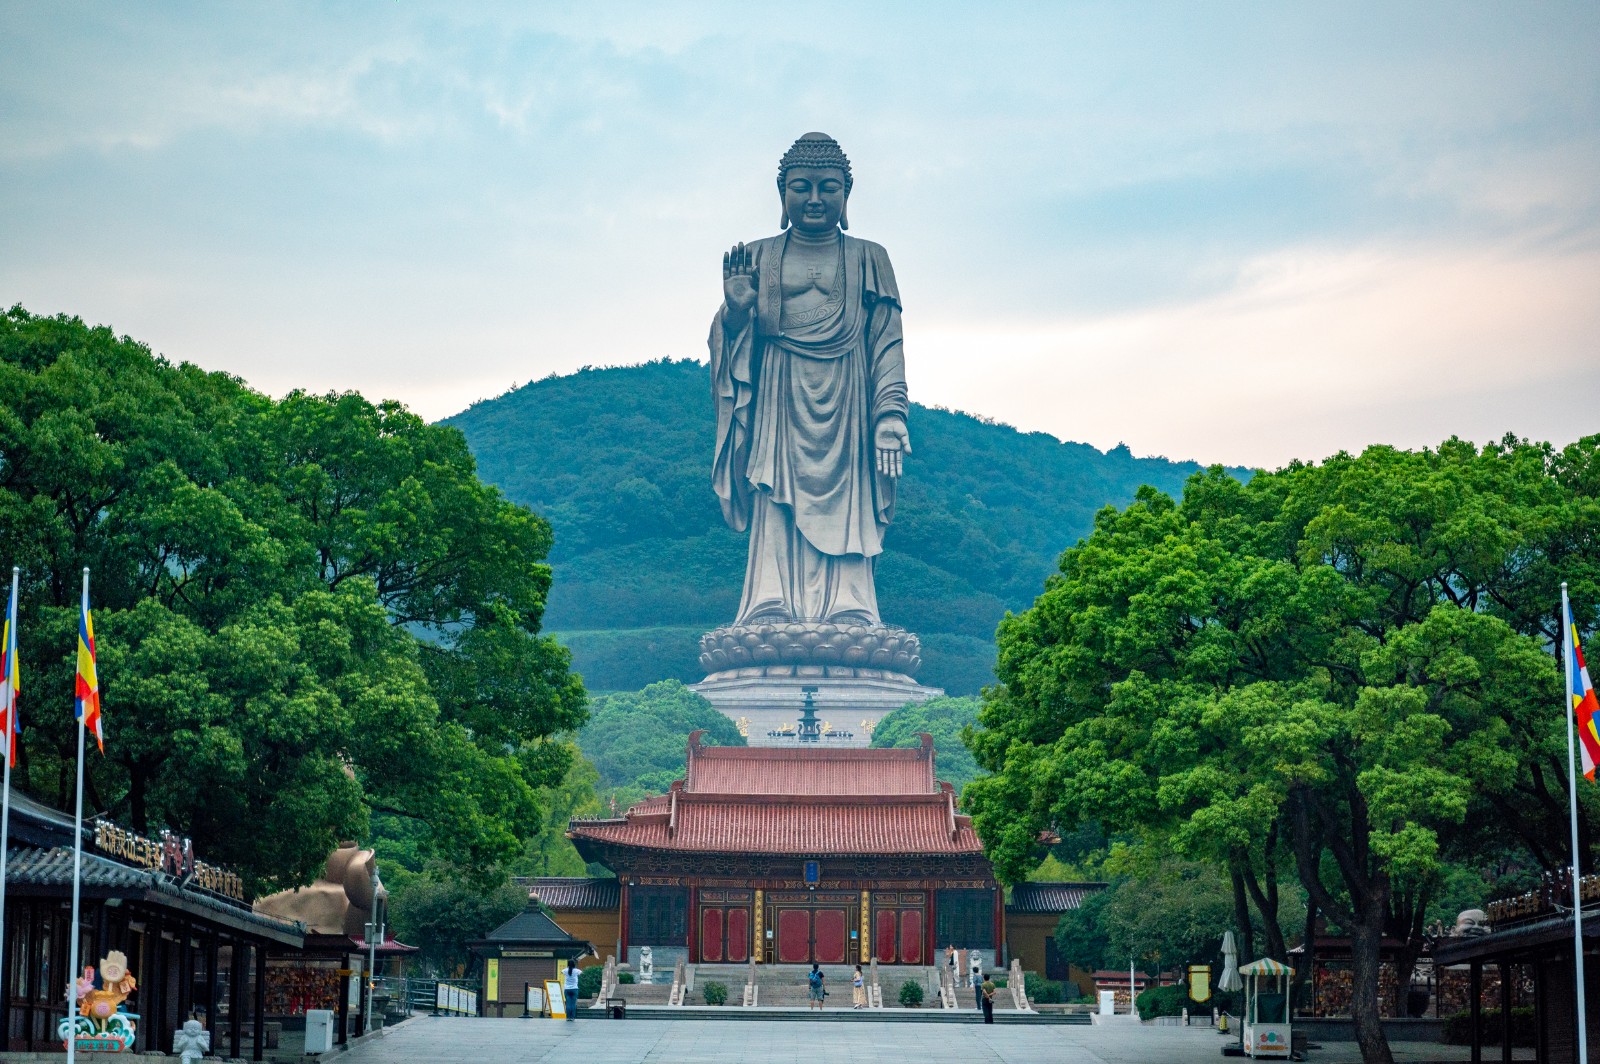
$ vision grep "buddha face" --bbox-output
[783,166,847,234]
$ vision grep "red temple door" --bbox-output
[874,909,898,964]
[726,908,749,963]
[700,907,724,963]
[777,909,811,964]
[813,909,847,964]
[899,910,924,964]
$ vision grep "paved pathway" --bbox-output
[338,1016,1528,1063]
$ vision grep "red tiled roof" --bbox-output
[685,735,937,796]
[569,733,979,857]
[572,796,981,855]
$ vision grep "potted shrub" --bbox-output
[702,981,729,1006]
[898,980,924,1008]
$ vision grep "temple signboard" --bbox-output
[93,820,246,901]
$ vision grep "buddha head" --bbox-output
[778,132,852,233]
[1454,909,1489,937]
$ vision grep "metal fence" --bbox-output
[375,977,483,1017]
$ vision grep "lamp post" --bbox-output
[363,866,386,1037]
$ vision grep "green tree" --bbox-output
[0,307,585,891]
[1052,886,1112,974]
[387,865,527,976]
[517,747,603,877]
[871,695,983,793]
[966,436,1600,1064]
[1065,854,1301,978]
[577,680,744,794]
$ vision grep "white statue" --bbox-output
[1454,909,1490,937]
[639,946,654,985]
[968,950,983,987]
[172,1018,210,1064]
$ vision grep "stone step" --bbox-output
[602,982,674,1005]
[575,1005,1090,1023]
[691,963,941,990]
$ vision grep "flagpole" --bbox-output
[65,567,88,1064]
[1563,581,1590,1064]
[0,566,17,1028]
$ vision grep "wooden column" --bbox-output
[859,891,870,964]
[992,886,1004,963]
[1500,960,1512,1064]
[93,901,109,960]
[206,932,220,1028]
[753,889,764,964]
[252,945,266,1063]
[1533,956,1548,1064]
[1469,958,1482,1064]
[618,879,630,961]
[145,910,164,1053]
[688,884,698,963]
[228,938,243,1061]
[176,921,192,1032]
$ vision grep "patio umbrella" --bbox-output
[1219,930,1243,992]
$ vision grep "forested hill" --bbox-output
[443,359,1247,693]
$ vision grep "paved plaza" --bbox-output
[337,1016,1528,1064]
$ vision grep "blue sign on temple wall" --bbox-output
[804,860,820,884]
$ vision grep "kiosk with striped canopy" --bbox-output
[1239,958,1294,1059]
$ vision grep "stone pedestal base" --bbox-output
[690,672,944,748]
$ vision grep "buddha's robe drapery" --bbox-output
[709,232,908,625]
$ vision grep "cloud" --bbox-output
[913,239,1600,467]
[1,1,1597,468]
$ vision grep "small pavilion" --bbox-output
[469,895,593,1016]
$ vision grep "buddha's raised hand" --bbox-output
[875,416,911,478]
[722,242,757,315]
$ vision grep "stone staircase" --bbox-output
[687,963,959,1009]
[596,960,1034,1012]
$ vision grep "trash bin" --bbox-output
[304,1009,335,1054]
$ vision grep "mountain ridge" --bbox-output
[442,359,1248,693]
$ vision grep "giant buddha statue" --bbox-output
[696,135,941,725]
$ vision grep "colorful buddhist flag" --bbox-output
[75,584,101,753]
[1567,595,1600,781]
[0,576,17,767]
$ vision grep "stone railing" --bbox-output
[742,957,758,1007]
[1008,958,1033,1012]
[668,959,687,1006]
[594,955,618,1007]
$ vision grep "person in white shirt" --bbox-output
[563,959,581,1020]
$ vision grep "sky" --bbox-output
[2,1,1597,469]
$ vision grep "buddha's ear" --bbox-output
[781,203,791,230]
[839,196,849,231]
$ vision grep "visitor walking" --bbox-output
[807,963,826,1011]
[563,959,580,1020]
[852,964,866,1009]
[980,972,996,1024]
